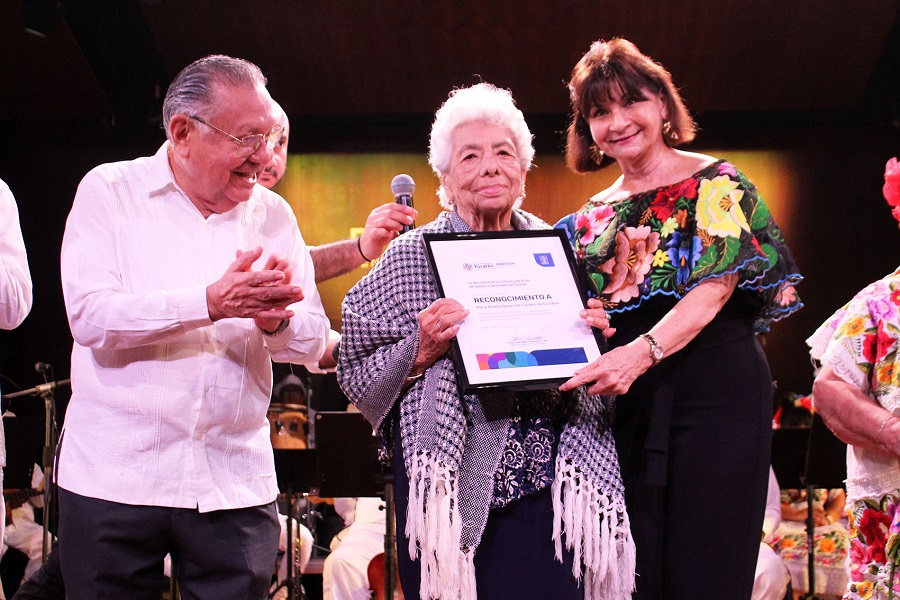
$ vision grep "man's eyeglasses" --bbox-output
[190,115,284,159]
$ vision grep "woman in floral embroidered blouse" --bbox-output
[807,157,900,600]
[557,38,803,599]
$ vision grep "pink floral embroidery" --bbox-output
[576,204,616,246]
[883,157,900,207]
[719,162,738,177]
[859,508,890,564]
[598,226,660,303]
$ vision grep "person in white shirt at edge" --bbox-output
[753,467,791,600]
[57,55,330,600]
[323,497,387,600]
[0,178,33,600]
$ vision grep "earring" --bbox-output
[663,119,679,143]
[589,144,605,165]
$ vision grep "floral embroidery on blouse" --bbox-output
[491,411,555,509]
[808,267,900,412]
[843,490,900,598]
[557,160,803,333]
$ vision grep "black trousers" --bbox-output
[11,540,64,600]
[614,328,772,600]
[57,488,279,600]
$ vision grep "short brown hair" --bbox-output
[566,38,696,173]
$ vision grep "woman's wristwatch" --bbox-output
[639,333,664,365]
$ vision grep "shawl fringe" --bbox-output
[552,458,636,600]
[406,450,636,600]
[407,451,474,600]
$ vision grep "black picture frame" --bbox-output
[422,229,603,393]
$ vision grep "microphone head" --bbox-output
[390,174,415,197]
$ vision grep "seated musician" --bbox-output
[1,465,45,594]
[323,497,388,600]
[270,373,310,449]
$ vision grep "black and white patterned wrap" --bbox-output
[338,209,635,600]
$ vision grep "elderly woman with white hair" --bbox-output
[337,83,635,600]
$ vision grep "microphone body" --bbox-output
[390,174,416,234]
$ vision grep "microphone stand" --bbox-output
[2,377,69,561]
[383,468,397,600]
[804,482,819,600]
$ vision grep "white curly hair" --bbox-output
[428,83,535,209]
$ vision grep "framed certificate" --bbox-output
[423,229,603,392]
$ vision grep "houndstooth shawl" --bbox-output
[337,209,635,600]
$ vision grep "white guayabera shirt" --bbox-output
[59,144,328,512]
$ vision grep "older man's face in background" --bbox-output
[258,116,289,190]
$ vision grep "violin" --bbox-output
[367,552,404,600]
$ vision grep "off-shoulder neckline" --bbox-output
[591,158,727,205]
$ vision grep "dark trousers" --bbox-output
[11,540,64,600]
[57,487,280,600]
[615,334,772,600]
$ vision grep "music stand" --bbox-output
[804,414,847,488]
[800,414,847,600]
[314,412,397,599]
[274,449,318,495]
[772,416,848,600]
[314,412,380,498]
[272,449,318,600]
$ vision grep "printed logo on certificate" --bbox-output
[423,230,603,392]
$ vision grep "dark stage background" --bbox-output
[0,0,899,426]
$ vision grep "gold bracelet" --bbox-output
[404,371,423,386]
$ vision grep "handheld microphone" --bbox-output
[390,174,416,234]
[34,362,51,374]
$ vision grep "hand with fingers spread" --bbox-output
[411,298,469,377]
[205,246,305,332]
[560,343,651,396]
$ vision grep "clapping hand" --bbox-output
[206,247,304,333]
